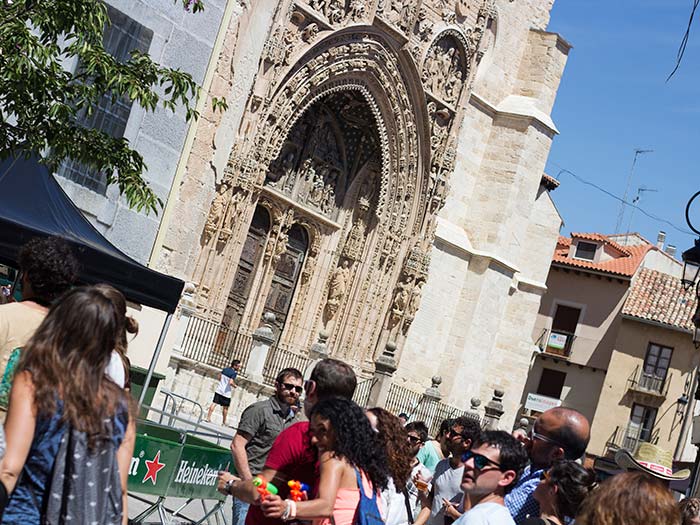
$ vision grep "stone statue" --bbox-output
[406,280,423,320]
[391,275,414,317]
[203,180,232,243]
[325,259,351,321]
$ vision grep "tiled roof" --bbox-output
[552,234,653,278]
[541,173,560,191]
[622,268,696,331]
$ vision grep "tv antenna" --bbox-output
[623,186,659,243]
[615,148,654,234]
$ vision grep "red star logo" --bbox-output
[143,450,166,485]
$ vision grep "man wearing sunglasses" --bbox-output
[455,431,528,525]
[219,358,357,525]
[415,416,481,525]
[504,407,590,524]
[227,367,303,525]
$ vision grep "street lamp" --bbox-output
[694,307,700,350]
[682,192,700,291]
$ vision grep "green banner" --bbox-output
[128,433,182,497]
[128,421,232,501]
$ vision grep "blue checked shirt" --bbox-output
[504,465,543,525]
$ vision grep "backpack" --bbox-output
[354,469,385,525]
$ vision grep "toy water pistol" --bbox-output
[253,476,279,499]
[287,480,310,501]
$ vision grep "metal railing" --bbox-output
[180,314,254,370]
[353,378,376,407]
[384,383,481,436]
[262,344,312,386]
[605,423,656,453]
[627,365,669,397]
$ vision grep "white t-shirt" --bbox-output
[427,459,464,525]
[105,351,126,388]
[454,502,515,525]
[381,462,433,525]
[214,367,238,398]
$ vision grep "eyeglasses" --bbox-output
[407,435,425,445]
[281,382,303,394]
[461,450,501,471]
[304,379,315,393]
[447,429,464,440]
[539,470,551,482]
[529,427,565,448]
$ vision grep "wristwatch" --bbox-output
[225,478,237,495]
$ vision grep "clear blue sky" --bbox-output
[545,0,700,252]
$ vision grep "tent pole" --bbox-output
[138,313,173,408]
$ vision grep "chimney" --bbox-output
[666,245,677,258]
[657,231,666,250]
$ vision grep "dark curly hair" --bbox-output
[19,237,79,305]
[367,407,414,490]
[545,460,597,519]
[680,498,700,525]
[309,398,389,491]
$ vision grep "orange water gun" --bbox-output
[287,480,310,501]
[253,476,279,499]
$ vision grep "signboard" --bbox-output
[127,434,181,497]
[548,332,567,350]
[169,438,231,500]
[692,415,700,445]
[525,393,562,414]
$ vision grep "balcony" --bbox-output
[536,329,576,359]
[605,424,654,455]
[626,365,669,401]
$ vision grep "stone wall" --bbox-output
[57,0,229,263]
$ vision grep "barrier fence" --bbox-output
[180,315,253,370]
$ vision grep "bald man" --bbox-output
[505,407,590,524]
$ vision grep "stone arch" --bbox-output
[422,28,471,106]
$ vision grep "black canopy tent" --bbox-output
[0,155,185,405]
[0,155,184,312]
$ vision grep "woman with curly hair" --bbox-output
[522,460,597,525]
[366,407,416,525]
[0,286,136,524]
[261,397,389,525]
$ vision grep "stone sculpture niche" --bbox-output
[422,35,467,105]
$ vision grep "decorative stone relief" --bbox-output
[422,34,467,105]
[324,259,351,325]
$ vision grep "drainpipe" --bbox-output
[675,352,700,460]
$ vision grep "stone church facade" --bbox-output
[154,0,569,428]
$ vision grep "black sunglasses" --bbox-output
[281,382,303,394]
[407,435,425,445]
[461,450,502,470]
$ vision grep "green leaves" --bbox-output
[0,0,227,215]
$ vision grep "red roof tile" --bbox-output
[541,173,560,191]
[622,268,696,331]
[552,233,652,278]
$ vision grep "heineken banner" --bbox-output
[128,422,231,501]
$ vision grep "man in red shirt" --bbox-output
[217,358,357,525]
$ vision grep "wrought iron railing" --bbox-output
[180,314,254,370]
[353,378,376,407]
[384,383,481,436]
[261,344,312,386]
[605,423,656,453]
[627,365,669,397]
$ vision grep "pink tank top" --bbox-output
[314,470,378,525]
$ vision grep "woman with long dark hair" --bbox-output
[523,460,597,525]
[261,397,389,525]
[366,407,416,525]
[0,286,136,524]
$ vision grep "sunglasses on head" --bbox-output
[461,450,502,471]
[281,382,303,394]
[407,435,424,445]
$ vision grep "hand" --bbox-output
[217,471,240,496]
[260,494,286,518]
[442,498,461,519]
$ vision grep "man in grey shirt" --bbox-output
[230,367,303,525]
[415,416,482,525]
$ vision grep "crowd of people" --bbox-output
[0,236,700,525]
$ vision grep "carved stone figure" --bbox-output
[422,37,465,104]
[203,180,232,244]
[301,23,319,42]
[325,259,351,321]
[347,0,365,21]
[391,275,414,317]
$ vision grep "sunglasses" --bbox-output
[407,435,425,445]
[529,428,565,448]
[539,470,551,482]
[281,382,303,394]
[461,450,501,471]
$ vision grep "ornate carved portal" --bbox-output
[192,2,494,370]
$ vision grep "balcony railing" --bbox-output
[537,329,576,358]
[180,314,254,371]
[605,423,655,454]
[627,365,669,398]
